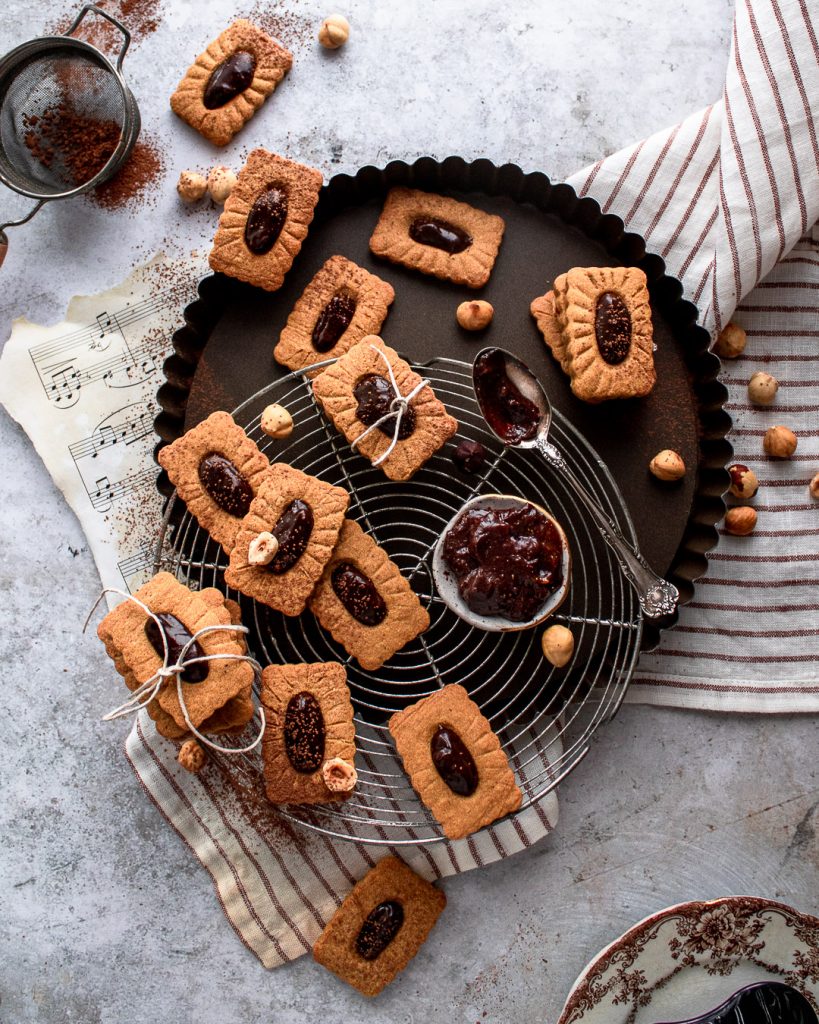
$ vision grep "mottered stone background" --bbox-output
[1,1,817,1023]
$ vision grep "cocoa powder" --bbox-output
[23,104,121,187]
[49,0,163,51]
[88,135,165,210]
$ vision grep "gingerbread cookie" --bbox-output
[209,149,323,292]
[311,336,458,481]
[313,856,446,997]
[170,20,292,146]
[157,411,269,552]
[309,519,429,670]
[369,188,505,288]
[224,463,349,616]
[98,572,254,732]
[388,684,521,840]
[274,256,396,375]
[260,661,356,804]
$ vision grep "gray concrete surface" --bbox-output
[1,1,817,1023]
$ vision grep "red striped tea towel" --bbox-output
[126,0,818,969]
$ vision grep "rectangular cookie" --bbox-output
[311,336,458,481]
[157,410,270,552]
[97,572,254,732]
[369,187,505,288]
[170,20,292,146]
[388,684,521,840]
[209,149,323,292]
[223,463,349,616]
[309,519,429,671]
[531,288,572,373]
[273,255,395,375]
[313,856,446,997]
[260,662,356,804]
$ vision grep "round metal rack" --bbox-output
[155,357,643,845]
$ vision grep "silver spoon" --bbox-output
[472,347,679,620]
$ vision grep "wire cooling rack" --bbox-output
[155,357,643,845]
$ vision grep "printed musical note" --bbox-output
[118,546,154,591]
[92,475,113,511]
[46,364,82,408]
[68,406,155,462]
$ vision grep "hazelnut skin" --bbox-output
[260,403,294,438]
[747,371,778,405]
[248,532,279,566]
[318,14,349,48]
[207,165,237,205]
[724,506,757,536]
[541,625,574,668]
[178,739,207,773]
[714,321,747,359]
[456,300,494,331]
[763,425,797,458]
[809,472,819,500]
[649,449,686,481]
[177,170,207,203]
[727,463,759,500]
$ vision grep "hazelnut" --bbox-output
[541,624,574,668]
[452,439,487,473]
[318,13,350,48]
[724,506,757,536]
[809,472,819,500]
[714,321,747,359]
[177,170,207,203]
[727,463,759,500]
[747,371,778,405]
[649,449,686,482]
[248,531,279,566]
[260,403,294,438]
[178,739,207,773]
[322,757,357,792]
[763,425,797,458]
[456,300,494,331]
[207,165,237,205]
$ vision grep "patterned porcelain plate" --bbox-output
[558,897,819,1024]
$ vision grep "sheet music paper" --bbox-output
[0,254,208,607]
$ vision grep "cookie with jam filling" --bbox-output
[158,410,270,552]
[170,20,292,146]
[388,684,521,840]
[97,572,254,733]
[530,289,572,373]
[369,188,505,288]
[313,856,446,997]
[224,463,349,616]
[274,256,396,375]
[311,336,458,481]
[209,149,323,292]
[309,519,430,671]
[260,661,355,805]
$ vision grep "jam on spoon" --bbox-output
[472,349,540,444]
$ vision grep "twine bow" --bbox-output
[350,343,430,466]
[84,588,266,754]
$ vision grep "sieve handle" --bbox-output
[0,200,47,269]
[64,4,132,72]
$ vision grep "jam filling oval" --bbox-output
[198,452,254,517]
[312,294,357,353]
[245,186,288,255]
[472,349,540,445]
[283,691,325,773]
[353,373,416,440]
[144,613,209,684]
[331,562,388,626]
[203,51,256,109]
[409,217,472,254]
[355,900,405,960]
[430,725,479,796]
[267,499,314,574]
[594,291,632,365]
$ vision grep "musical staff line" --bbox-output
[68,407,155,461]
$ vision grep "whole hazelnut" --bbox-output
[727,463,759,500]
[318,13,350,48]
[456,300,494,331]
[248,531,279,566]
[809,472,819,500]
[321,757,357,792]
[763,425,798,458]
[724,506,757,536]
[747,371,778,405]
[207,165,237,205]
[260,403,294,438]
[177,170,207,203]
[452,439,488,473]
[714,321,747,359]
[649,449,686,482]
[541,624,574,668]
[178,738,207,773]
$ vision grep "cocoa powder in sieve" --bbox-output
[23,105,121,187]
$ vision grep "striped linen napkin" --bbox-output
[127,0,819,967]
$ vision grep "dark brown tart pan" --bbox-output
[155,157,732,651]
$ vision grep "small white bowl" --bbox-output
[432,493,571,633]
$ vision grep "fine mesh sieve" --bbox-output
[0,5,140,264]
